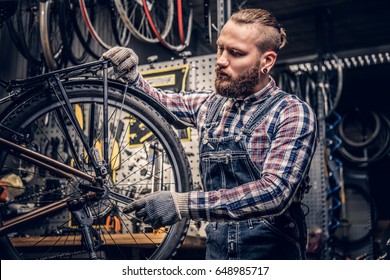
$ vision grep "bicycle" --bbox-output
[0,60,193,260]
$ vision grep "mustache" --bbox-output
[215,67,230,78]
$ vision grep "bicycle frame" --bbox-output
[0,60,191,259]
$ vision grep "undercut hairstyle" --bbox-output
[229,8,287,53]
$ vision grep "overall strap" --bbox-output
[241,92,288,136]
[204,95,227,128]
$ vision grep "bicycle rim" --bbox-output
[0,79,192,260]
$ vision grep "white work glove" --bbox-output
[101,46,139,83]
[123,191,189,229]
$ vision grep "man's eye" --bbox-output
[230,50,240,57]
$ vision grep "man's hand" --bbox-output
[123,191,189,229]
[101,46,139,83]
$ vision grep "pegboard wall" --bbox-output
[139,54,217,91]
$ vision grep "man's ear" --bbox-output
[262,50,277,71]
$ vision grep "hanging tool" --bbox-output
[105,209,122,234]
[204,0,212,44]
[50,137,60,161]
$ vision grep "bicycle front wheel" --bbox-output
[0,78,192,260]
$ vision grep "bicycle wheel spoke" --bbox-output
[113,0,174,44]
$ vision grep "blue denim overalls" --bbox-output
[199,92,307,260]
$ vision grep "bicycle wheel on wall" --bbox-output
[108,0,132,47]
[0,75,192,259]
[79,0,116,50]
[57,0,90,66]
[6,0,44,73]
[39,1,68,70]
[68,0,100,60]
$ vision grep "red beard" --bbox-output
[215,63,261,98]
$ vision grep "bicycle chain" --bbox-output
[41,250,87,260]
[1,184,69,208]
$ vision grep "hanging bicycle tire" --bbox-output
[57,0,90,65]
[337,110,390,166]
[143,0,193,52]
[39,1,68,70]
[0,75,192,259]
[6,0,44,73]
[79,0,115,50]
[68,0,100,60]
[277,68,317,111]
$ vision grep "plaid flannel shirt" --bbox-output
[135,75,317,222]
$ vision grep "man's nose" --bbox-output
[216,54,229,67]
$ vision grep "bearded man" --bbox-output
[102,8,317,260]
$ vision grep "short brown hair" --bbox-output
[229,8,287,53]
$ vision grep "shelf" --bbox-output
[9,233,205,249]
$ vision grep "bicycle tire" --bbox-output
[39,1,68,70]
[277,69,318,111]
[58,0,90,65]
[6,17,28,60]
[337,112,390,166]
[0,77,192,260]
[17,0,43,66]
[6,0,43,73]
